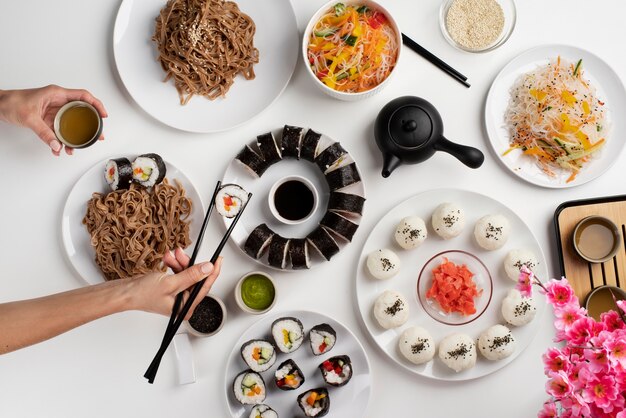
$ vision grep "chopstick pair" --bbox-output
[144,181,252,384]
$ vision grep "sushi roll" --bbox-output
[398,327,436,365]
[319,355,352,387]
[289,239,310,270]
[271,317,304,353]
[501,289,537,326]
[297,388,330,417]
[256,132,281,165]
[233,370,266,405]
[249,405,278,418]
[244,224,275,259]
[309,323,336,356]
[315,142,347,173]
[474,214,511,251]
[373,290,409,329]
[432,202,465,240]
[394,216,427,250]
[236,145,271,178]
[215,184,248,218]
[268,235,290,269]
[328,192,365,216]
[282,125,303,159]
[132,153,166,187]
[104,157,133,191]
[503,249,538,282]
[325,163,361,191]
[274,359,305,391]
[478,324,516,361]
[320,212,358,242]
[240,339,276,372]
[306,227,340,261]
[300,129,322,162]
[438,333,477,372]
[366,249,401,280]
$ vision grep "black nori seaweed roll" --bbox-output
[297,388,330,417]
[309,323,337,356]
[257,132,282,165]
[315,142,348,173]
[282,125,303,159]
[325,162,361,191]
[289,239,310,270]
[268,235,290,269]
[236,145,271,178]
[328,192,365,216]
[319,355,353,387]
[274,359,305,391]
[132,153,166,187]
[300,129,322,162]
[104,157,133,191]
[320,212,358,242]
[307,227,340,261]
[244,224,275,259]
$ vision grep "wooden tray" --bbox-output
[554,195,626,304]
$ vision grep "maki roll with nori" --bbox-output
[256,132,282,165]
[249,405,278,418]
[233,370,266,405]
[309,323,337,356]
[236,145,271,178]
[328,192,365,216]
[274,359,305,391]
[282,125,303,159]
[132,153,166,187]
[320,212,358,242]
[298,388,330,417]
[268,235,290,269]
[325,162,361,191]
[315,142,347,173]
[240,339,277,373]
[300,129,322,162]
[215,184,248,218]
[319,355,352,387]
[271,317,304,353]
[104,157,133,191]
[307,227,340,261]
[244,224,275,259]
[289,239,310,270]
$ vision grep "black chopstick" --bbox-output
[401,33,470,88]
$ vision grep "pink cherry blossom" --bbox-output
[516,265,534,297]
[582,375,619,413]
[554,304,587,331]
[546,371,572,399]
[605,330,626,369]
[560,391,591,417]
[537,401,557,418]
[617,300,626,315]
[565,317,599,345]
[601,309,625,332]
[543,347,570,375]
[544,278,577,307]
[583,346,609,373]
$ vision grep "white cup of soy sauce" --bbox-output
[268,175,318,225]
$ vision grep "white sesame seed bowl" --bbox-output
[439,0,516,53]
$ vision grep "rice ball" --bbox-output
[438,333,476,372]
[474,214,510,251]
[478,325,516,361]
[395,216,427,250]
[501,289,537,326]
[398,327,436,365]
[503,249,538,282]
[373,290,409,329]
[366,249,401,280]
[432,202,465,240]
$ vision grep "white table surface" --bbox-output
[0,1,624,417]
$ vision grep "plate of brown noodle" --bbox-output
[113,0,298,133]
[62,158,204,285]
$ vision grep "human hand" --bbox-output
[0,85,107,156]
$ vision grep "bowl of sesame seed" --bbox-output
[439,0,516,53]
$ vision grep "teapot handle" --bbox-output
[434,136,484,169]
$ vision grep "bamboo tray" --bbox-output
[554,195,626,304]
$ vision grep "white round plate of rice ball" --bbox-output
[355,188,547,381]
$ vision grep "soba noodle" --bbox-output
[153,0,259,104]
[82,179,192,281]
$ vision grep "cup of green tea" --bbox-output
[53,100,102,149]
[572,216,621,263]
[585,285,626,321]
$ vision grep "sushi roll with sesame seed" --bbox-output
[319,355,352,387]
[320,211,358,242]
[240,339,277,373]
[503,249,539,282]
[438,333,477,372]
[271,317,304,353]
[478,324,516,361]
[289,239,310,270]
[300,129,322,162]
[398,326,436,365]
[373,290,409,329]
[249,404,278,418]
[474,214,510,251]
[325,163,361,191]
[256,132,282,164]
[236,145,271,178]
[274,359,305,391]
[394,216,427,250]
[104,157,133,191]
[315,142,348,173]
[366,249,401,280]
[244,224,275,259]
[233,370,266,405]
[309,323,336,356]
[298,388,330,417]
[282,125,303,159]
[501,289,537,326]
[432,202,465,240]
[307,227,340,261]
[328,192,365,216]
[215,184,248,218]
[131,153,166,187]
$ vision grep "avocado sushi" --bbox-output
[289,239,310,270]
[233,370,266,405]
[236,145,271,178]
[300,129,322,162]
[320,211,358,242]
[315,142,347,173]
[256,132,282,165]
[104,157,133,191]
[297,388,330,417]
[271,317,304,353]
[307,227,340,261]
[240,339,276,372]
[309,323,336,356]
[282,125,303,159]
[328,192,365,216]
[131,153,166,187]
[244,224,275,259]
[267,235,290,269]
[325,162,361,191]
[249,404,278,418]
[319,355,353,387]
[274,359,305,391]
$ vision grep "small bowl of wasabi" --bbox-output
[235,271,277,314]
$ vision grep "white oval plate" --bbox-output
[355,188,547,381]
[225,310,371,417]
[485,44,626,188]
[62,158,205,285]
[113,0,299,133]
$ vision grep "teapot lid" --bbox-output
[378,96,436,149]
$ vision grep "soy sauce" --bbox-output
[274,180,314,221]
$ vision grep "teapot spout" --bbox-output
[381,153,402,178]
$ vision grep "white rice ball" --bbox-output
[501,289,537,326]
[366,249,401,280]
[432,202,465,239]
[474,214,510,251]
[398,327,436,365]
[503,249,539,282]
[478,325,516,361]
[373,290,409,329]
[438,333,476,372]
[395,216,427,250]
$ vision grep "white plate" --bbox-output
[222,129,366,271]
[113,0,299,133]
[484,44,626,188]
[355,188,547,381]
[224,310,371,417]
[62,158,205,285]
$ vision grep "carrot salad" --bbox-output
[426,258,482,316]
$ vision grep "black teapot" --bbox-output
[374,96,484,177]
